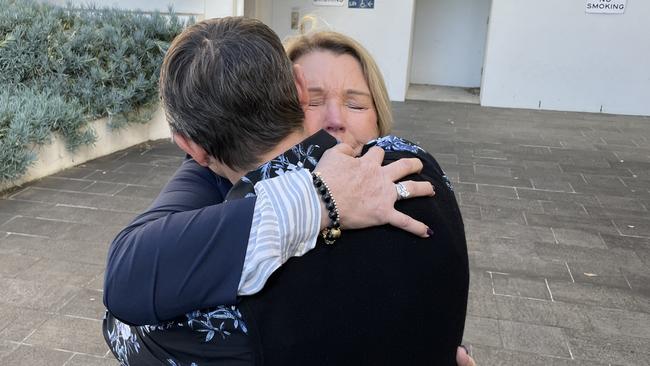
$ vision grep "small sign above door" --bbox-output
[586,0,627,14]
[348,0,374,9]
[313,0,345,6]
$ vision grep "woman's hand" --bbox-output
[457,346,476,366]
[315,143,435,238]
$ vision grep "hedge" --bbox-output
[0,0,190,182]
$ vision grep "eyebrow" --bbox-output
[347,89,372,98]
[307,87,371,98]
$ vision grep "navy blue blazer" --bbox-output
[103,157,256,325]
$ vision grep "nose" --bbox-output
[324,101,345,133]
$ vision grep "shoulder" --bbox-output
[367,135,426,155]
[156,156,232,206]
[364,135,454,193]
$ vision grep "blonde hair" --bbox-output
[284,19,393,135]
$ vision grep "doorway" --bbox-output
[408,0,492,103]
[243,0,272,25]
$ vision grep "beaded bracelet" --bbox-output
[311,171,341,245]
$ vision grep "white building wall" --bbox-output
[481,0,650,116]
[270,0,416,101]
[410,0,491,88]
[206,0,243,19]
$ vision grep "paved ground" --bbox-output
[0,100,649,365]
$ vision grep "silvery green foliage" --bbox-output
[0,0,191,182]
[0,87,88,181]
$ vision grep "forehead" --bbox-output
[295,50,369,92]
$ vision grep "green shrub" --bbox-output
[0,0,190,182]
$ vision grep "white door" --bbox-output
[244,0,272,25]
[410,0,492,88]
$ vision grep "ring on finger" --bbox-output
[395,182,410,200]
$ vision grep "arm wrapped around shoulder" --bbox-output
[239,148,469,366]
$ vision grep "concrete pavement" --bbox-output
[1,100,649,365]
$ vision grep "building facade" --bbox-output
[48,0,650,116]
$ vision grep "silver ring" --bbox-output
[395,182,410,200]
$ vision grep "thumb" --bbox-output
[456,346,473,366]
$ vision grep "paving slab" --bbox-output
[59,288,106,321]
[566,329,650,366]
[463,315,502,348]
[25,315,106,356]
[470,344,613,366]
[65,354,119,366]
[0,101,649,365]
[499,319,571,358]
[0,305,53,342]
[547,280,650,313]
[0,277,79,312]
[491,273,552,301]
[0,235,111,266]
[0,345,72,366]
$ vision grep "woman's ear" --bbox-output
[172,132,211,167]
[293,63,309,109]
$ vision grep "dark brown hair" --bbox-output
[160,17,304,170]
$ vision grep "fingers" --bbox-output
[396,180,435,199]
[326,142,356,157]
[382,158,423,181]
[360,146,385,164]
[385,209,431,238]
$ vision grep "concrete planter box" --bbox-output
[1,107,170,192]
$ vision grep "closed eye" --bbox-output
[347,103,368,111]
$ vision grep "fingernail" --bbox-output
[426,228,434,237]
[460,345,469,355]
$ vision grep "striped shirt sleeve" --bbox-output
[237,169,321,295]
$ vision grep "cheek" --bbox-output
[303,110,324,134]
[350,113,379,144]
